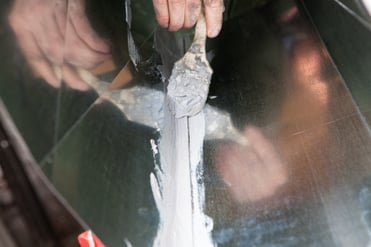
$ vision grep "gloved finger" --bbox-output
[168,0,186,31]
[153,0,170,28]
[184,0,201,28]
[204,0,224,38]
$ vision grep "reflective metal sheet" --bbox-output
[331,0,371,24]
[0,2,59,161]
[203,1,371,246]
[0,0,371,246]
[303,0,371,126]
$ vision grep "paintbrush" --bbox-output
[166,13,213,118]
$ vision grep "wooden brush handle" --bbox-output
[193,12,207,50]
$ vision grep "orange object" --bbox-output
[78,230,105,247]
[91,59,135,89]
[90,59,117,75]
[110,62,134,89]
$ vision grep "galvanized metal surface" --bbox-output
[0,0,370,246]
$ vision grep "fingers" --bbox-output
[204,0,224,38]
[67,0,110,53]
[153,0,189,31]
[168,0,186,31]
[8,0,61,87]
[184,0,201,28]
[153,0,170,28]
[16,31,60,87]
[13,21,91,91]
[37,15,65,64]
[31,57,61,88]
[54,0,68,38]
[62,64,90,91]
[8,0,104,91]
[63,13,111,69]
[64,18,111,69]
[153,0,222,37]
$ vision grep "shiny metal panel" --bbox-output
[0,0,371,246]
[302,0,371,125]
[202,1,371,246]
[332,0,371,24]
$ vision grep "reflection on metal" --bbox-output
[332,0,371,31]
[1,0,371,246]
[362,0,371,15]
[303,0,371,126]
[203,0,371,246]
[0,100,86,247]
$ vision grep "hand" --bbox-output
[152,0,224,38]
[215,126,288,203]
[8,0,111,90]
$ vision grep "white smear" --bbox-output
[187,112,216,246]
[150,139,159,155]
[75,68,245,144]
[125,0,132,28]
[124,238,133,247]
[127,32,140,68]
[151,105,215,247]
[56,67,248,247]
[151,20,216,244]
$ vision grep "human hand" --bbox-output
[152,0,224,38]
[215,126,288,203]
[8,0,111,90]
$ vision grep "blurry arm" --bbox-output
[8,0,111,90]
[215,126,288,203]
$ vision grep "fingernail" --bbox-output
[76,82,90,91]
[159,20,169,28]
[50,82,59,88]
[208,28,220,38]
[71,80,90,91]
[49,78,61,88]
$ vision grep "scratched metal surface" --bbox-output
[203,1,371,246]
[303,0,371,126]
[0,0,371,246]
[331,0,371,23]
[0,0,58,161]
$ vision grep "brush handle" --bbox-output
[193,12,207,50]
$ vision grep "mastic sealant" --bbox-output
[150,15,216,245]
[150,98,215,247]
[69,67,248,247]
